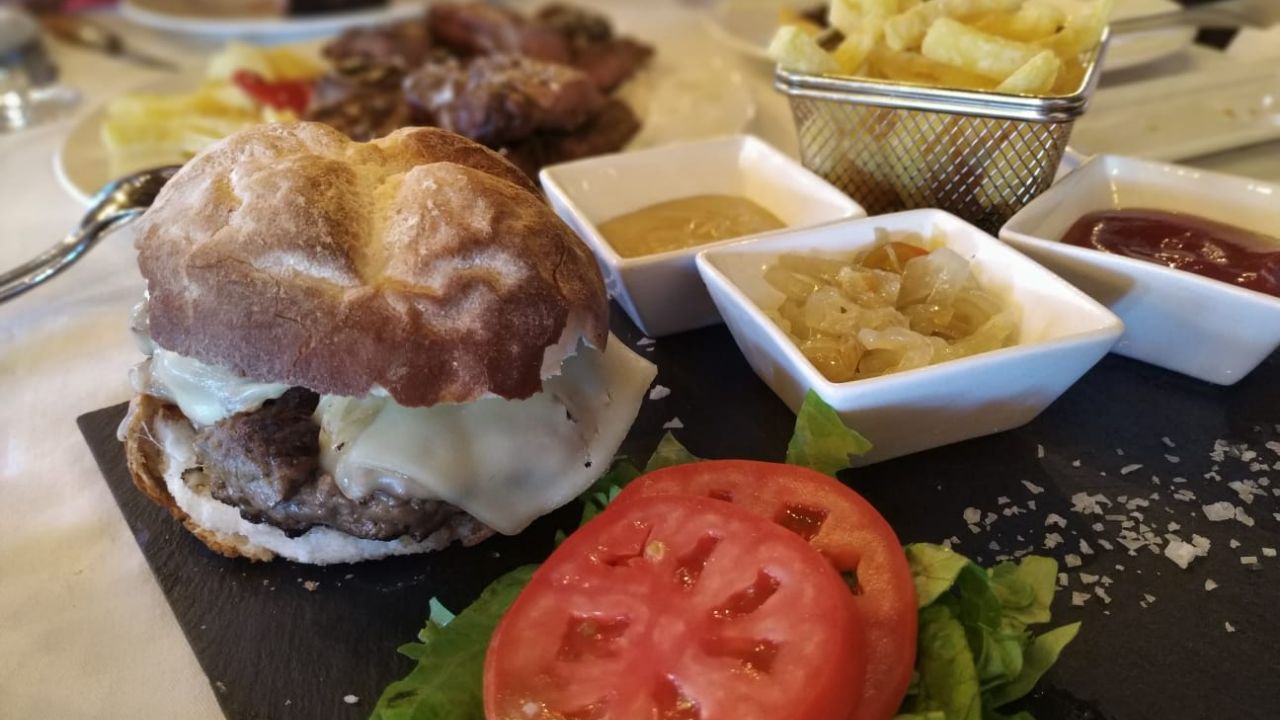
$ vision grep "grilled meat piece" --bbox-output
[322,20,439,73]
[502,98,640,178]
[535,3,613,46]
[193,387,482,542]
[403,53,605,146]
[428,2,570,63]
[571,37,652,93]
[307,70,412,141]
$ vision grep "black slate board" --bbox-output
[81,307,1280,720]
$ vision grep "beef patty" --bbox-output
[191,388,487,543]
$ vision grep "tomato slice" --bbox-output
[230,70,311,115]
[484,495,866,720]
[614,460,917,720]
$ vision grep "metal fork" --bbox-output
[1111,0,1280,34]
[0,166,180,303]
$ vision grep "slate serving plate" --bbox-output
[81,310,1280,720]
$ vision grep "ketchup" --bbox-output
[231,70,311,115]
[1060,208,1280,298]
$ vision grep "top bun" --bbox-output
[135,122,608,407]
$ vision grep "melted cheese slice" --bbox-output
[315,336,656,535]
[143,348,289,426]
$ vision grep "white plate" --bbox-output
[121,0,427,40]
[55,1,757,206]
[705,0,1194,72]
[1104,0,1196,72]
[1071,59,1280,161]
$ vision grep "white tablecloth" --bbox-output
[0,7,1276,719]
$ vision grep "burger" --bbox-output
[120,122,656,565]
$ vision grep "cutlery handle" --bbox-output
[0,210,141,303]
[1110,3,1257,34]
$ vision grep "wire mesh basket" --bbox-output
[775,34,1108,234]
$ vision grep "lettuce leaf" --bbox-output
[370,566,535,720]
[901,545,1079,720]
[785,390,874,476]
[984,623,1081,708]
[645,432,700,472]
[912,603,983,720]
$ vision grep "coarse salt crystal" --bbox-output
[1097,539,1113,550]
[963,507,981,524]
[1230,539,1241,549]
[1057,572,1069,587]
[1072,592,1090,607]
[989,541,1001,551]
[1072,459,1082,468]
[1164,540,1199,569]
[1080,573,1099,584]
[1203,501,1236,521]
[997,496,1010,505]
[968,524,982,534]
[1022,480,1045,495]
[344,695,359,705]
[1080,540,1094,555]
[1095,587,1112,604]
[1116,448,1125,456]
[636,337,656,346]
[1037,444,1045,458]
[1191,535,1212,552]
[1225,622,1236,633]
[1121,464,1143,475]
[1065,554,1083,568]
[1043,533,1063,549]
[984,512,998,526]
[1205,579,1218,591]
[1241,556,1258,565]
[1162,437,1176,448]
[1168,522,1181,532]
[647,385,671,401]
[1045,513,1067,528]
[662,417,684,430]
[1264,548,1277,558]
[1165,455,1180,464]
[1143,593,1156,603]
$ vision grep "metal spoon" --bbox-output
[0,165,180,303]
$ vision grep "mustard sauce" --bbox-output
[599,194,786,258]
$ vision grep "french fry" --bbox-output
[831,0,898,40]
[883,2,944,51]
[1036,0,1114,60]
[869,46,992,89]
[940,0,1023,17]
[975,0,1067,42]
[833,31,876,74]
[996,49,1061,94]
[768,25,841,74]
[921,17,1039,81]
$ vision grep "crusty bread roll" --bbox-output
[134,122,608,408]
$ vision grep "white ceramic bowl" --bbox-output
[697,209,1124,464]
[1000,155,1280,385]
[540,134,864,337]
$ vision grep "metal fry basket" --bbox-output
[775,34,1108,234]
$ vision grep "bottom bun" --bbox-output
[123,394,492,565]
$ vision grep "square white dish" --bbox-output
[697,209,1123,464]
[541,134,864,337]
[1000,155,1280,385]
